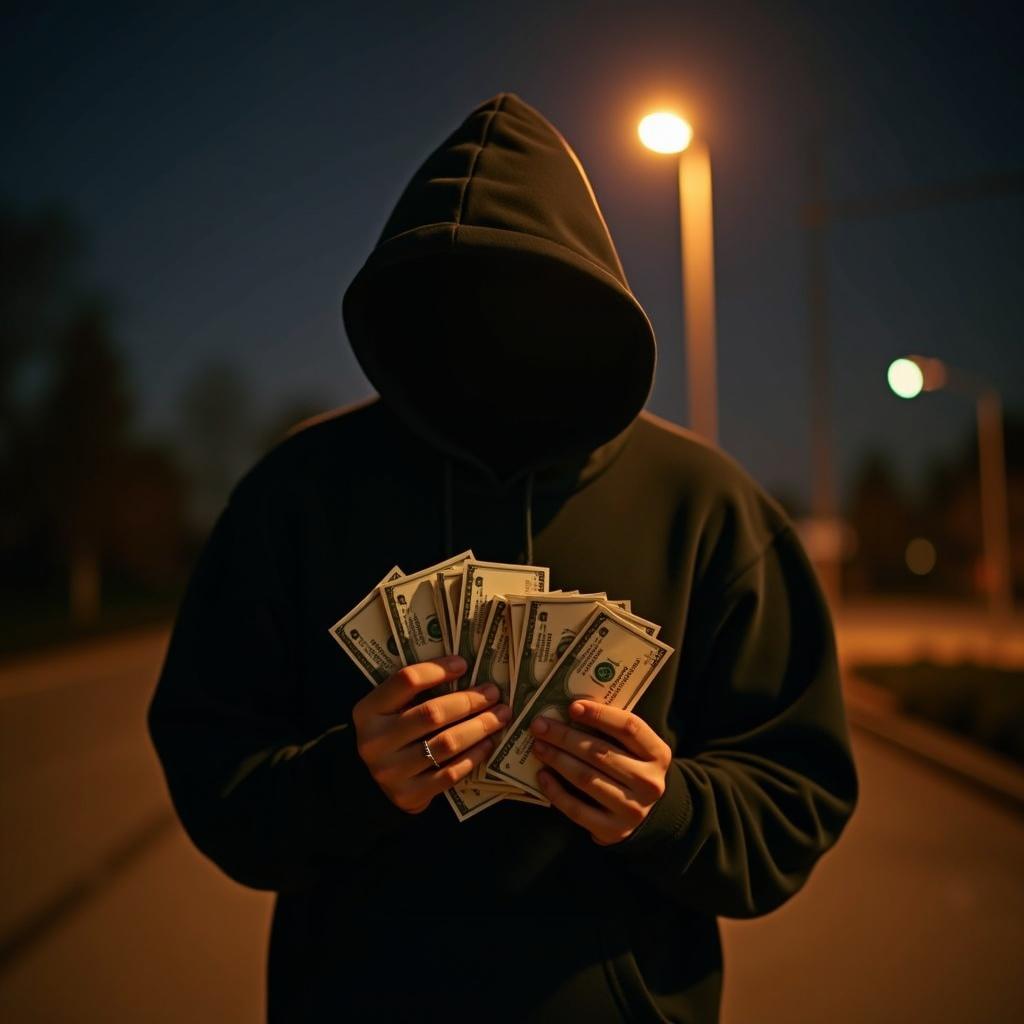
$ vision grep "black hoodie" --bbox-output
[148,92,858,1023]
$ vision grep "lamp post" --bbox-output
[887,355,1013,621]
[639,112,718,444]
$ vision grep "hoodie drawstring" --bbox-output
[442,457,534,566]
[522,469,534,565]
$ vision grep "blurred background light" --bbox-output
[887,357,925,399]
[905,536,937,575]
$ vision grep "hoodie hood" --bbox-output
[341,91,658,562]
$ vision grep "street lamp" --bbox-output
[638,111,718,444]
[887,354,1013,621]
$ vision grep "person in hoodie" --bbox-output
[148,91,859,1022]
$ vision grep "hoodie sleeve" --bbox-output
[147,472,417,893]
[598,523,859,919]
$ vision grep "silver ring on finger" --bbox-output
[423,738,442,770]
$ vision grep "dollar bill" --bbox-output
[467,596,514,783]
[441,710,537,813]
[480,592,609,785]
[443,569,464,641]
[433,722,526,821]
[506,597,528,684]
[452,561,549,691]
[485,604,675,797]
[328,565,405,686]
[469,778,550,805]
[444,778,509,821]
[379,550,475,676]
[597,600,660,638]
[444,568,468,652]
[463,596,548,801]
[434,572,450,653]
[429,567,468,675]
[503,790,551,806]
[508,593,610,723]
[471,598,513,701]
[505,590,568,683]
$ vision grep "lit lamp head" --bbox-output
[887,355,947,399]
[638,112,693,154]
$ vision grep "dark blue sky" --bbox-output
[4,0,1021,512]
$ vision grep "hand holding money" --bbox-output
[331,553,675,824]
[529,699,673,845]
[351,655,512,814]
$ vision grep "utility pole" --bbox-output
[802,132,841,607]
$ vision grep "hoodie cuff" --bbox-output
[596,758,693,861]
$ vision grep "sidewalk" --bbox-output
[834,599,1024,668]
[843,672,1024,815]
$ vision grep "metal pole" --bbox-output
[679,139,718,444]
[976,389,1013,619]
[803,133,841,606]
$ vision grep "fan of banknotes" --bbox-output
[329,550,674,823]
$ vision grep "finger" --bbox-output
[369,657,467,715]
[401,705,513,778]
[536,768,615,839]
[567,701,665,760]
[390,683,501,748]
[532,741,634,814]
[529,716,637,787]
[406,735,497,803]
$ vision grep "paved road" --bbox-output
[0,629,273,1022]
[1,630,1022,1022]
[720,729,1024,1023]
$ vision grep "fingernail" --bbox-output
[444,656,466,671]
[481,683,499,701]
[570,702,585,718]
[532,717,549,734]
[497,703,513,721]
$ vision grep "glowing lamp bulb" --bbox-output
[887,358,925,399]
[638,113,693,154]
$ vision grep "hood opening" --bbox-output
[345,243,654,487]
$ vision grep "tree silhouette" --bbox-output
[34,293,134,622]
[844,449,912,594]
[0,201,84,573]
[178,359,255,531]
[0,199,83,431]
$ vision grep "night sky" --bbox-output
[4,0,1021,512]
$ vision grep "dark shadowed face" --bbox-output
[357,248,648,481]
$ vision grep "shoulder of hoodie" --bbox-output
[225,395,392,513]
[225,400,799,589]
[633,410,799,592]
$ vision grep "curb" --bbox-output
[843,673,1024,816]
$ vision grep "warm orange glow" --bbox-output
[638,112,693,154]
